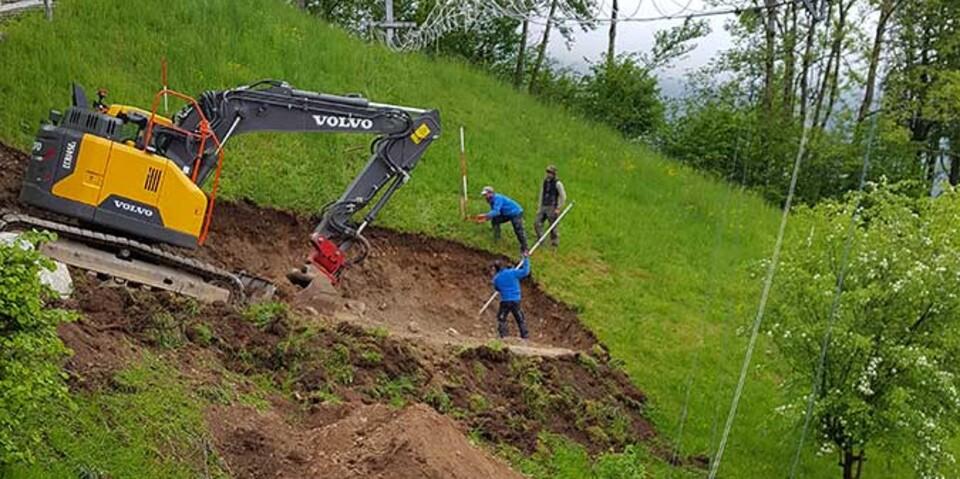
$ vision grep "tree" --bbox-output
[581,56,663,138]
[529,0,559,94]
[761,0,779,116]
[528,0,595,93]
[640,18,710,72]
[857,0,905,123]
[514,18,531,86]
[765,184,960,478]
[605,0,618,67]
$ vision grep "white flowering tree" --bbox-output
[765,183,960,479]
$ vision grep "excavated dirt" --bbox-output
[207,402,525,479]
[0,142,703,474]
[0,142,596,353]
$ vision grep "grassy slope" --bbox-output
[0,1,911,477]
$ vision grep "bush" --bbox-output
[0,233,76,464]
[580,57,663,139]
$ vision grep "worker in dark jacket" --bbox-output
[491,255,531,339]
[474,186,529,254]
[534,165,566,247]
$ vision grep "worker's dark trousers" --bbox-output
[534,206,559,246]
[491,214,528,252]
[497,301,529,339]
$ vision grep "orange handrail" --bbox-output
[141,87,225,246]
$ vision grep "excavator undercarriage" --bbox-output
[5,80,440,302]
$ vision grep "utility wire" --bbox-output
[669,79,758,474]
[397,0,793,50]
[786,75,885,479]
[708,62,816,479]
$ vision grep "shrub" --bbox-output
[0,233,76,464]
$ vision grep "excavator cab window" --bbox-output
[117,112,147,145]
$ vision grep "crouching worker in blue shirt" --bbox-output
[491,254,531,339]
[473,186,529,255]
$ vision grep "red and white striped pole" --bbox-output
[161,57,169,113]
[459,126,468,219]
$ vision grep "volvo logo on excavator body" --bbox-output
[113,199,154,218]
[312,115,374,130]
[62,141,77,170]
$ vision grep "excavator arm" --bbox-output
[147,80,441,283]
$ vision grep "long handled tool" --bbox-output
[477,201,575,316]
[458,126,468,219]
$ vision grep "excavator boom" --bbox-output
[13,80,441,300]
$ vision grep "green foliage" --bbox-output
[5,355,225,478]
[358,348,383,366]
[467,393,490,413]
[145,311,186,349]
[243,301,288,329]
[767,183,960,477]
[370,374,417,408]
[658,90,928,205]
[0,233,76,465]
[511,358,550,420]
[308,386,343,405]
[486,339,506,352]
[592,445,648,479]
[576,353,599,374]
[580,57,663,139]
[367,326,389,340]
[188,322,215,347]
[324,343,355,385]
[423,386,452,413]
[503,432,648,479]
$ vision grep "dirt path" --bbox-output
[332,308,579,358]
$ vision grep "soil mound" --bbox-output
[207,402,523,479]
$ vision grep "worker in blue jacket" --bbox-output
[491,255,531,339]
[473,186,529,254]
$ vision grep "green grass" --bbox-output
[2,354,224,478]
[0,1,914,476]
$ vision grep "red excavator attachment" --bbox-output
[308,233,346,284]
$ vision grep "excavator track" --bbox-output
[0,212,273,303]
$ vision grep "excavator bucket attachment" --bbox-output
[288,263,344,315]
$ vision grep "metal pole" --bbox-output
[477,202,575,316]
[384,0,395,47]
[459,126,468,219]
[43,0,51,20]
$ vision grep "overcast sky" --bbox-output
[528,0,735,96]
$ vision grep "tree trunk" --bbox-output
[820,0,853,129]
[812,0,838,128]
[855,448,865,479]
[858,0,897,123]
[841,447,864,479]
[514,19,530,87]
[529,0,558,94]
[798,11,819,122]
[295,0,306,9]
[781,3,799,116]
[762,0,779,116]
[606,0,619,67]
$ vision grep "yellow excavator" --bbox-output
[3,80,441,301]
